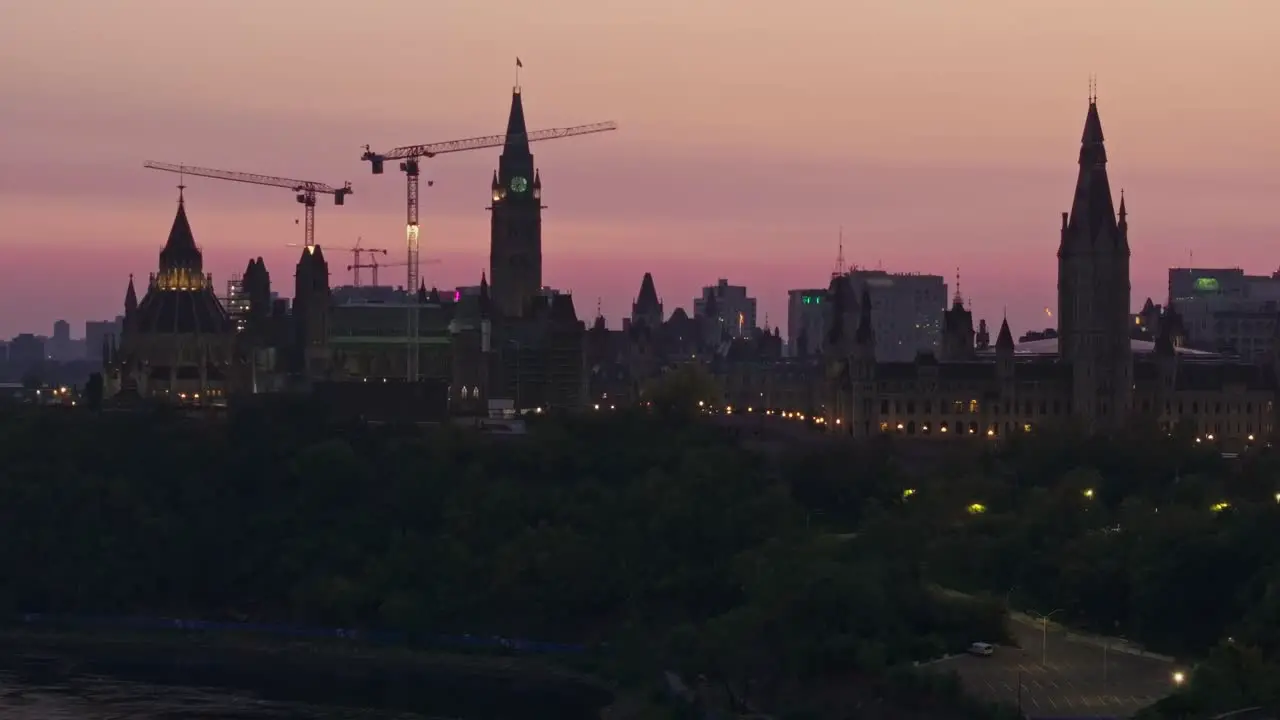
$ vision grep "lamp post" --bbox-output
[1030,608,1064,666]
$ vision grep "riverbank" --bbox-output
[0,625,615,720]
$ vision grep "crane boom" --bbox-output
[143,161,353,249]
[143,162,352,195]
[365,122,618,164]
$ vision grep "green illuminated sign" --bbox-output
[1194,277,1220,292]
[802,295,822,305]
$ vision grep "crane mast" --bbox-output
[143,161,352,248]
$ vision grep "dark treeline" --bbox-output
[0,401,1010,720]
[787,425,1280,718]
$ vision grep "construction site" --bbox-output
[102,77,618,420]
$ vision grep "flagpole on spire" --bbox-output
[515,56,523,91]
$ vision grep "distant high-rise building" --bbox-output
[86,318,123,363]
[1164,267,1280,363]
[787,288,827,357]
[48,320,72,361]
[694,279,756,339]
[831,270,947,362]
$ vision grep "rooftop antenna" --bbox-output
[177,165,186,202]
[1088,74,1097,104]
[835,226,845,277]
[953,267,963,305]
[596,295,602,319]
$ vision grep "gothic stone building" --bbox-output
[105,189,238,403]
[823,99,1276,448]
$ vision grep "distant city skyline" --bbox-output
[2,0,1278,338]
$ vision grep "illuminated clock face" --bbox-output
[510,176,529,193]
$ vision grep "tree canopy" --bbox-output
[0,403,1009,719]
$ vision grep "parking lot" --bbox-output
[927,620,1179,718]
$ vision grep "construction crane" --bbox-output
[360,121,617,294]
[288,237,389,286]
[346,258,441,288]
[348,237,388,287]
[144,162,353,249]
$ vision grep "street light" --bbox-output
[1030,608,1064,665]
[1172,670,1186,686]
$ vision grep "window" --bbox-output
[969,399,979,414]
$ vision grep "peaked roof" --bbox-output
[996,317,1014,350]
[159,192,201,271]
[504,88,530,155]
[1066,100,1120,244]
[635,272,660,311]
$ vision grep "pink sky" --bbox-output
[2,0,1278,339]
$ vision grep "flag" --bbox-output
[516,57,523,68]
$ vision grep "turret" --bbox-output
[632,272,663,329]
[995,316,1015,379]
[123,275,138,330]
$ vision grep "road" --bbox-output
[926,619,1179,718]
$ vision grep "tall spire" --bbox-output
[125,274,138,316]
[1066,92,1118,243]
[504,86,530,155]
[161,189,198,258]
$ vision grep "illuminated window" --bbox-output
[969,399,979,414]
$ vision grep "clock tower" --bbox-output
[489,86,543,318]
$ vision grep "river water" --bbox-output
[0,672,440,719]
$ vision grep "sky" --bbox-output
[2,0,1278,340]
